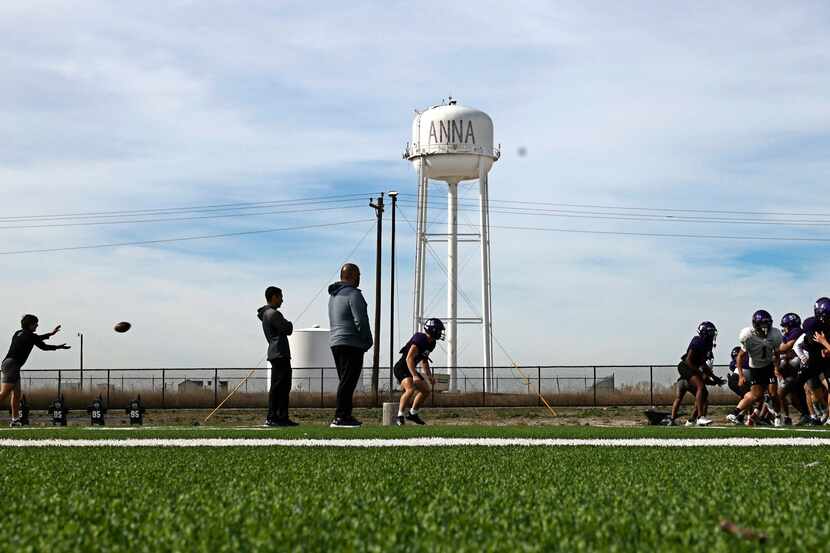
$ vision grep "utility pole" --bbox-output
[369,193,384,401]
[388,191,398,400]
[77,332,84,391]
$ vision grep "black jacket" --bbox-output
[257,305,293,360]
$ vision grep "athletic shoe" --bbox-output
[774,416,784,428]
[8,419,22,428]
[696,416,713,426]
[684,419,695,427]
[726,414,741,425]
[823,417,830,426]
[395,415,405,427]
[330,417,361,428]
[276,419,299,427]
[660,416,675,426]
[797,415,815,426]
[406,412,427,425]
[262,419,280,428]
[784,416,793,426]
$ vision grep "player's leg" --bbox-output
[670,381,688,421]
[10,382,21,421]
[396,377,416,426]
[406,376,430,425]
[689,374,711,425]
[0,383,11,422]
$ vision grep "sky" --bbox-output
[1,1,829,372]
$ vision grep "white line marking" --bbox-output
[2,437,830,447]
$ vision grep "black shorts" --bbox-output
[676,360,702,382]
[1,358,21,385]
[393,358,423,384]
[727,373,750,398]
[749,364,774,387]
[676,378,698,396]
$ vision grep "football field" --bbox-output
[1,426,829,552]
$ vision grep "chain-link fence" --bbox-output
[14,364,738,410]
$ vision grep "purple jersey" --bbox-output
[399,332,436,364]
[784,328,803,343]
[802,317,830,363]
[685,336,713,367]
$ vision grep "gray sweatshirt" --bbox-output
[327,282,373,351]
[257,304,293,360]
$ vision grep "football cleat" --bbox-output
[696,417,713,426]
[726,413,741,425]
[684,419,695,427]
[660,416,676,426]
[395,415,405,427]
[9,418,22,428]
[406,412,426,425]
[774,416,783,428]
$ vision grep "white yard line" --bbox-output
[2,437,830,447]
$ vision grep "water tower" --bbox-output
[404,99,500,391]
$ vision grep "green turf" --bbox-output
[1,442,828,552]
[1,424,830,440]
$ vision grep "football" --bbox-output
[113,321,132,333]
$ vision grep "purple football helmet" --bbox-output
[780,312,801,331]
[815,297,830,324]
[423,318,446,340]
[752,309,773,337]
[697,321,717,341]
[731,346,741,360]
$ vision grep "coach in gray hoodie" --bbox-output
[327,263,373,427]
[257,286,297,427]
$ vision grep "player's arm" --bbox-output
[38,324,62,340]
[794,333,809,366]
[815,331,830,351]
[736,349,747,386]
[421,359,434,384]
[780,338,797,353]
[34,335,69,351]
[406,345,422,381]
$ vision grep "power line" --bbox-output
[0,202,369,230]
[396,192,830,219]
[396,199,830,227]
[0,219,374,255]
[0,192,378,222]
[438,221,830,243]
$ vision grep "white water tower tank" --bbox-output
[286,326,338,392]
[407,100,496,184]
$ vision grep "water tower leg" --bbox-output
[479,167,494,391]
[413,166,427,334]
[419,174,428,327]
[447,181,458,391]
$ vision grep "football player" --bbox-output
[392,318,444,426]
[727,346,751,400]
[668,321,717,426]
[776,313,808,425]
[726,310,783,426]
[794,298,830,424]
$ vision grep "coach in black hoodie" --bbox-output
[257,286,297,426]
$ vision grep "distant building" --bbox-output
[177,379,229,394]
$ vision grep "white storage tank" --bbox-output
[283,325,335,392]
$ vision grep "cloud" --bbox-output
[1,1,829,377]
